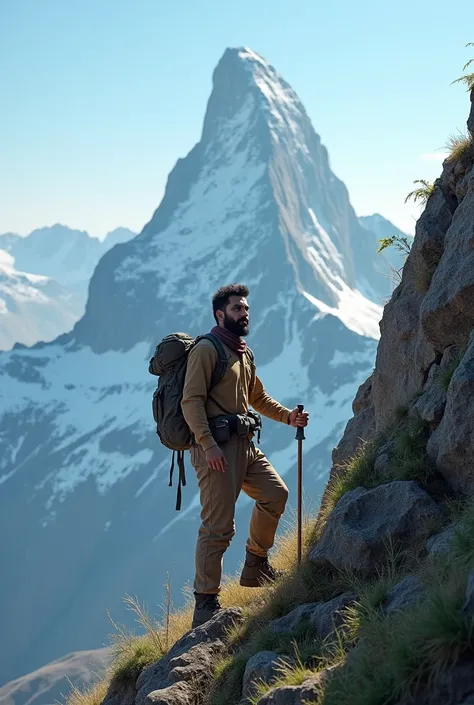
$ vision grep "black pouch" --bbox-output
[236,414,252,437]
[211,417,231,444]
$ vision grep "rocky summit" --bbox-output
[50,59,474,705]
[0,47,399,687]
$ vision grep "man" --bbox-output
[181,284,309,628]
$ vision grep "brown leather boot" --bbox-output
[191,593,222,629]
[239,551,283,587]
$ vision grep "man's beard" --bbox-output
[224,313,249,337]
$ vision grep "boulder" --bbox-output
[256,668,334,705]
[427,334,474,494]
[383,575,425,614]
[133,608,243,705]
[309,482,443,578]
[410,363,447,427]
[269,593,357,641]
[242,651,282,700]
[426,525,456,557]
[420,165,474,352]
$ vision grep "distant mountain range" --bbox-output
[0,226,136,350]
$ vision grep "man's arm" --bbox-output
[249,374,291,425]
[181,344,218,452]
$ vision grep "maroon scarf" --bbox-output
[210,325,248,357]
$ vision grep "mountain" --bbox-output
[0,46,393,687]
[0,249,83,350]
[0,227,136,350]
[0,225,136,299]
[0,649,110,705]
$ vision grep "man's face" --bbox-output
[220,295,250,336]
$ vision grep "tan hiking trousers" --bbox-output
[190,435,289,594]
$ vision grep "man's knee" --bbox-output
[262,479,288,515]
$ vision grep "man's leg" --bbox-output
[191,436,247,594]
[240,443,289,586]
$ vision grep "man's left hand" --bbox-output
[289,407,309,428]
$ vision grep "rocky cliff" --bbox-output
[67,91,474,705]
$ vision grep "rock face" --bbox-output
[103,609,243,705]
[383,575,426,614]
[269,593,356,641]
[427,334,474,494]
[309,482,442,577]
[242,651,282,700]
[420,167,474,352]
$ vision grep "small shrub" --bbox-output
[249,645,318,705]
[322,441,379,518]
[445,131,474,163]
[404,180,435,206]
[66,680,108,705]
[452,42,474,92]
[387,420,433,484]
[208,652,249,705]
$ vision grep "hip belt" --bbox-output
[209,411,262,445]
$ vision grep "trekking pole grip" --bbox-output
[295,404,306,441]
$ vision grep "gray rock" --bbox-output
[395,659,474,705]
[468,89,474,139]
[462,569,474,616]
[269,603,320,635]
[134,608,243,705]
[411,363,447,426]
[269,593,356,641]
[309,481,443,578]
[370,188,453,430]
[427,334,474,494]
[242,651,282,700]
[420,166,474,352]
[426,525,456,556]
[384,575,425,614]
[256,668,334,705]
[373,436,397,477]
[352,375,373,415]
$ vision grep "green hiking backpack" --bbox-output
[148,332,228,510]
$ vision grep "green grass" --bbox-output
[445,131,474,163]
[452,42,474,91]
[404,179,435,206]
[317,501,474,705]
[386,419,433,484]
[248,646,321,705]
[208,653,250,705]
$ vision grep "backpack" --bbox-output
[148,332,228,510]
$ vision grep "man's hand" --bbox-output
[205,446,228,473]
[289,407,309,428]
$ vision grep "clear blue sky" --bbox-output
[1,0,473,239]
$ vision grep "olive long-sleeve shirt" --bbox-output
[181,338,291,451]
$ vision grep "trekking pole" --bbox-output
[296,404,305,565]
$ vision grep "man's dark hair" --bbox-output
[212,283,249,323]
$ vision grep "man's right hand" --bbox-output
[205,446,228,473]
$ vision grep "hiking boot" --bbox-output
[191,593,222,629]
[239,551,283,587]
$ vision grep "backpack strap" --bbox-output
[196,333,229,391]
